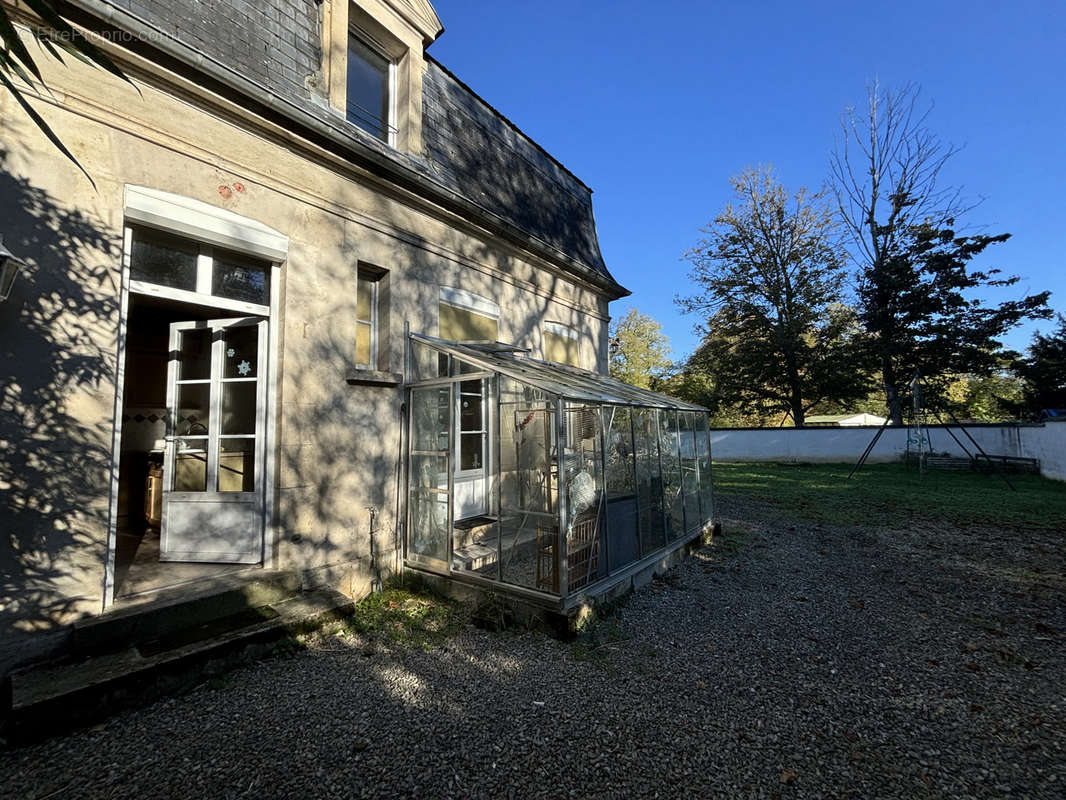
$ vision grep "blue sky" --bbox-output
[428,0,1066,362]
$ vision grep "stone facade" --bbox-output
[0,0,624,671]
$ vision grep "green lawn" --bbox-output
[712,461,1066,531]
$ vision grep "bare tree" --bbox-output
[831,83,968,424]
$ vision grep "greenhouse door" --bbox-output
[454,376,489,520]
[407,385,452,570]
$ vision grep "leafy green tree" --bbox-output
[941,371,1025,422]
[1015,315,1066,416]
[608,308,672,389]
[831,82,1050,423]
[1,1,131,184]
[679,166,872,427]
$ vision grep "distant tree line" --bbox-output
[610,83,1058,427]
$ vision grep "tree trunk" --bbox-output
[881,359,904,425]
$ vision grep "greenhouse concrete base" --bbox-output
[409,522,718,640]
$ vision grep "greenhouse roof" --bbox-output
[411,334,707,411]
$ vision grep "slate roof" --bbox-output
[64,0,622,293]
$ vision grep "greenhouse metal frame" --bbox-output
[404,333,714,609]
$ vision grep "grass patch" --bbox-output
[344,583,466,650]
[713,461,1066,531]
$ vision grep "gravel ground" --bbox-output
[2,494,1064,799]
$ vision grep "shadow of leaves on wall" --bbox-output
[0,150,120,671]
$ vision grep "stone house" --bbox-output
[0,0,714,675]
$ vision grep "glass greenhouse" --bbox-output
[404,334,714,607]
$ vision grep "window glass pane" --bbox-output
[439,303,498,342]
[346,36,390,140]
[223,325,259,378]
[130,228,197,291]
[176,384,210,435]
[356,322,373,366]
[221,382,257,435]
[179,329,212,381]
[213,253,271,306]
[219,438,255,492]
[356,279,373,320]
[174,438,208,491]
[545,331,579,366]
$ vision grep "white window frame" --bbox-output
[355,269,380,370]
[347,27,397,148]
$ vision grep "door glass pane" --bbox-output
[459,433,484,470]
[213,254,271,306]
[130,228,198,291]
[219,438,255,492]
[174,438,208,491]
[179,329,212,380]
[223,325,259,378]
[221,382,257,435]
[176,384,210,435]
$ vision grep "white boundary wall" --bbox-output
[709,420,1066,482]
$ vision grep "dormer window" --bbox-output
[346,32,395,144]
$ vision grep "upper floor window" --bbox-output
[347,32,395,144]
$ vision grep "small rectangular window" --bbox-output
[544,323,580,366]
[347,34,393,143]
[439,303,499,342]
[356,267,386,369]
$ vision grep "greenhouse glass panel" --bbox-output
[604,406,639,572]
[498,377,557,591]
[560,403,606,590]
[633,407,666,556]
[661,410,684,540]
[695,412,713,527]
[407,386,450,567]
[680,411,701,535]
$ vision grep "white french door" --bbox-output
[161,317,268,563]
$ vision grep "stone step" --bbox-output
[69,569,302,660]
[2,588,354,747]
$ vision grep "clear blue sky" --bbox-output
[428,0,1066,362]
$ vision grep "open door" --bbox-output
[161,317,267,563]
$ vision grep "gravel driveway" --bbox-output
[2,494,1063,799]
